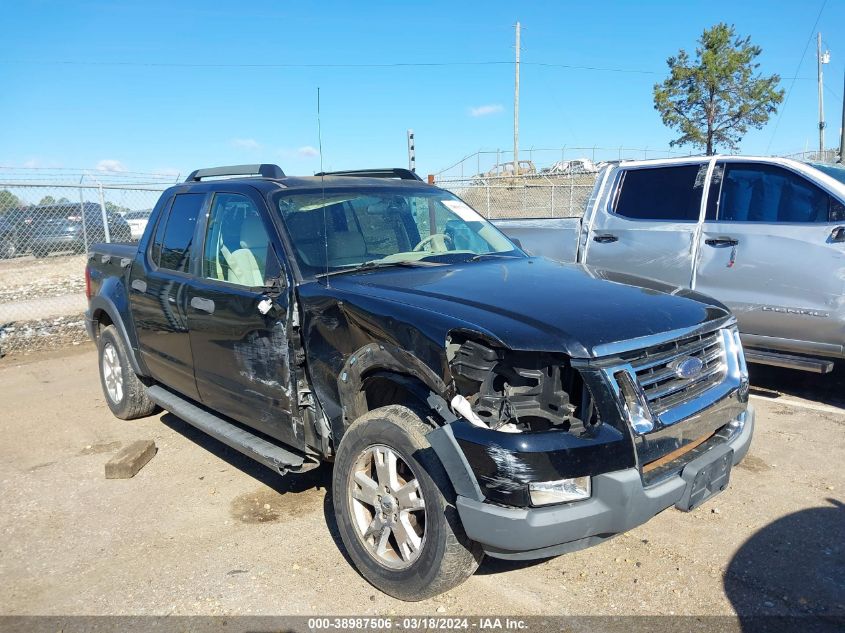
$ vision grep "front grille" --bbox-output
[627,330,727,415]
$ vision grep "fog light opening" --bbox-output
[529,476,591,506]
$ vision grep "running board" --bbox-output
[745,349,834,373]
[146,385,307,474]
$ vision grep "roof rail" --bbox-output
[313,168,423,182]
[185,164,286,182]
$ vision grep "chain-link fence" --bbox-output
[0,181,169,356]
[781,149,843,164]
[434,146,695,181]
[437,173,598,219]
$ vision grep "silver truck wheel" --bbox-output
[97,325,159,420]
[101,342,124,404]
[332,405,483,600]
[347,444,427,570]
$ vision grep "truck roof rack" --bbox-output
[313,168,423,182]
[185,164,286,182]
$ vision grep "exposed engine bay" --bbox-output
[446,336,601,435]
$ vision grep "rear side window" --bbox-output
[150,193,203,272]
[611,165,705,221]
[713,163,838,223]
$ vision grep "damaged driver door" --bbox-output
[186,190,302,450]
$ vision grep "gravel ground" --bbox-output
[0,347,842,625]
[0,254,88,355]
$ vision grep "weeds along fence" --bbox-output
[436,173,598,219]
[0,181,169,356]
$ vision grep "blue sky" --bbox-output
[1,0,843,179]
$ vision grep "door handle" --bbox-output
[831,226,845,243]
[190,297,215,314]
[705,237,739,247]
[593,234,619,244]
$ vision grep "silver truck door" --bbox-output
[695,161,845,358]
[582,162,708,287]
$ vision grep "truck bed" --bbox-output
[492,217,581,262]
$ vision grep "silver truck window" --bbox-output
[611,165,704,221]
[717,164,834,223]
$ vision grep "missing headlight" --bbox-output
[447,336,600,434]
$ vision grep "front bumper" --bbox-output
[433,407,753,560]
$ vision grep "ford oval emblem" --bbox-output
[671,356,704,380]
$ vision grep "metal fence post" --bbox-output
[486,183,491,218]
[79,188,89,251]
[97,184,111,243]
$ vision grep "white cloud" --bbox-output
[231,138,261,150]
[96,159,127,172]
[22,159,40,168]
[469,104,504,117]
[297,145,319,158]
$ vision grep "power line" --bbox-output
[766,0,828,152]
[0,58,662,74]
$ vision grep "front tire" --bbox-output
[97,325,159,420]
[332,405,483,601]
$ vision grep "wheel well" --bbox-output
[92,309,113,339]
[359,371,435,422]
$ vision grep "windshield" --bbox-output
[811,162,845,186]
[272,187,522,278]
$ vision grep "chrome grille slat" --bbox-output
[645,361,726,401]
[627,329,727,416]
[628,335,720,372]
[640,346,725,390]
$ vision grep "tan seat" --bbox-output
[223,214,268,286]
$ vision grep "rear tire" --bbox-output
[0,236,16,259]
[97,325,159,420]
[332,405,483,601]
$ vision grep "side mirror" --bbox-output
[511,237,523,249]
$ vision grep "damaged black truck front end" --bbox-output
[430,321,751,561]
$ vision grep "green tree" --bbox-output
[653,23,784,155]
[38,195,56,205]
[0,190,22,212]
[105,201,130,215]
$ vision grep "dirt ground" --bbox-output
[0,345,842,621]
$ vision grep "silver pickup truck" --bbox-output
[494,156,845,373]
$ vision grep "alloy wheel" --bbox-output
[347,444,427,569]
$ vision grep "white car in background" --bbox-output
[541,158,598,176]
[123,209,152,241]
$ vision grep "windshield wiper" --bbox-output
[468,252,522,262]
[315,259,443,280]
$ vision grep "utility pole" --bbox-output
[407,129,416,173]
[513,21,520,177]
[817,32,830,156]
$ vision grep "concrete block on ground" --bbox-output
[105,440,157,479]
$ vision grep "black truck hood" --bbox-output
[325,257,730,358]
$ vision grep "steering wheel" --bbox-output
[413,233,452,253]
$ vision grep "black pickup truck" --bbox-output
[85,163,753,600]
